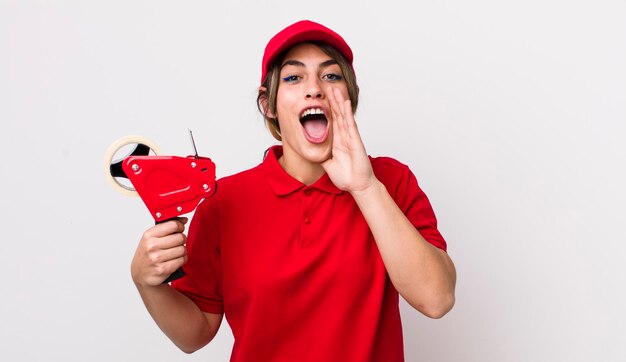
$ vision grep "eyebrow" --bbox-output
[280,59,338,70]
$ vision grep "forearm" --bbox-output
[351,179,456,318]
[135,283,221,353]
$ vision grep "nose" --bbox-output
[305,78,323,99]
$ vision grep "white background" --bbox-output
[1,1,625,361]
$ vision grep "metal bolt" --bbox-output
[177,206,183,213]
[191,162,197,168]
[155,212,162,219]
[131,164,139,172]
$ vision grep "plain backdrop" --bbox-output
[1,1,625,361]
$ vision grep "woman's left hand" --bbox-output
[322,87,376,193]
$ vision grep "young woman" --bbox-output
[130,20,456,361]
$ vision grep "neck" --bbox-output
[278,152,326,186]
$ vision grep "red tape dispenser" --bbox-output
[104,130,216,283]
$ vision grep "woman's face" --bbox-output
[275,43,350,167]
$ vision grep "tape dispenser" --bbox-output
[104,130,216,283]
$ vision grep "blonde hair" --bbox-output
[257,42,359,141]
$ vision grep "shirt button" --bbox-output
[303,216,311,224]
[304,189,313,196]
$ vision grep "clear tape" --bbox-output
[103,135,161,197]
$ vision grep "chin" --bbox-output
[303,143,333,164]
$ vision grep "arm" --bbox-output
[322,88,456,318]
[351,180,456,318]
[131,219,223,352]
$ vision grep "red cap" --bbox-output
[261,20,354,84]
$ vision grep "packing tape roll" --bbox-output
[104,135,161,196]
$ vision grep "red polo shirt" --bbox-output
[172,146,446,361]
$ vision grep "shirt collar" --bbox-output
[263,145,343,196]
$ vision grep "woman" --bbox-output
[131,20,456,361]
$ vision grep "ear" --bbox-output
[258,86,275,118]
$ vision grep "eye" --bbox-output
[281,75,300,82]
[323,73,343,81]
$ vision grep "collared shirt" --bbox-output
[173,145,446,361]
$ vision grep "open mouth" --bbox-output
[300,108,329,143]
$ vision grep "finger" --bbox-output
[327,87,340,123]
[145,217,188,238]
[331,88,349,129]
[333,90,361,146]
[334,88,357,139]
[153,232,187,250]
[327,89,342,142]
[329,88,349,140]
[143,232,186,259]
[334,88,356,132]
[152,256,187,281]
[158,217,188,233]
[149,244,187,265]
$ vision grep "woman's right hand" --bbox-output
[131,218,189,287]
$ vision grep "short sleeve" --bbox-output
[374,158,447,252]
[171,196,224,314]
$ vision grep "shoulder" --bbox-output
[370,156,410,173]
[370,155,413,183]
[369,155,423,201]
[196,163,263,209]
[216,162,264,189]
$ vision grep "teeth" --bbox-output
[301,108,324,118]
